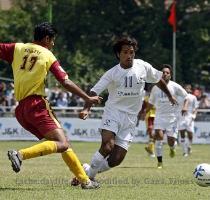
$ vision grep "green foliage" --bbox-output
[0,7,32,78]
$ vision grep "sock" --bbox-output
[174,140,178,147]
[148,142,155,153]
[88,151,105,179]
[19,141,57,160]
[98,157,111,173]
[180,138,187,154]
[155,140,163,157]
[186,139,192,153]
[61,148,89,184]
[157,156,162,163]
[188,138,192,147]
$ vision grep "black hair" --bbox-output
[34,22,57,41]
[113,36,138,60]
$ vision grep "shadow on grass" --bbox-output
[118,166,155,169]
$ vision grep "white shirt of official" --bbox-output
[149,80,188,118]
[91,59,162,115]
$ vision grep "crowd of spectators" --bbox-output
[0,82,17,114]
[1,81,210,116]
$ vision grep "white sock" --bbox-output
[188,139,192,147]
[180,138,187,154]
[155,140,163,157]
[88,151,105,179]
[98,157,110,173]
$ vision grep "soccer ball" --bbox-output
[193,163,210,187]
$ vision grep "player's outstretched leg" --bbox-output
[7,150,22,173]
[168,137,177,158]
[145,140,155,158]
[155,140,163,169]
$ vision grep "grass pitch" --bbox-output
[0,141,210,200]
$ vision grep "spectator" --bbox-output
[68,94,78,107]
[56,91,68,107]
[199,93,210,108]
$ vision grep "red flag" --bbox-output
[168,2,176,32]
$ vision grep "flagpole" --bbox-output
[167,0,177,81]
[173,29,176,81]
[173,0,176,81]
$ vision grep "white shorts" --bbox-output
[178,114,194,133]
[100,107,137,150]
[154,116,178,138]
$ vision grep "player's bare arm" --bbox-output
[137,101,147,121]
[156,78,178,105]
[61,79,102,105]
[181,98,188,116]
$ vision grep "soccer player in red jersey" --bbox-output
[0,22,102,189]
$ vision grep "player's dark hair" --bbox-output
[113,36,138,60]
[161,64,173,77]
[34,22,57,41]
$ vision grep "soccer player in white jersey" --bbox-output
[70,36,177,184]
[178,84,198,157]
[148,64,188,169]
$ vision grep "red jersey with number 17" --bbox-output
[0,42,68,101]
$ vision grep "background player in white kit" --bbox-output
[148,64,188,169]
[178,84,198,157]
[72,36,177,183]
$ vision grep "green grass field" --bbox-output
[0,141,210,200]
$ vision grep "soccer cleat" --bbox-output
[169,148,176,158]
[183,153,188,157]
[157,162,163,169]
[81,179,100,189]
[71,163,92,187]
[8,150,22,173]
[71,177,80,186]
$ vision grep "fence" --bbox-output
[0,107,210,143]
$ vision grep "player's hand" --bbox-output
[79,109,89,120]
[181,109,187,116]
[192,113,196,120]
[168,96,178,106]
[87,96,103,105]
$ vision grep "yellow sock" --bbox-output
[61,148,89,184]
[19,141,57,160]
[148,142,155,153]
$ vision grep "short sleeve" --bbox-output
[91,70,112,95]
[0,43,15,64]
[176,84,188,99]
[50,61,69,82]
[144,61,162,83]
